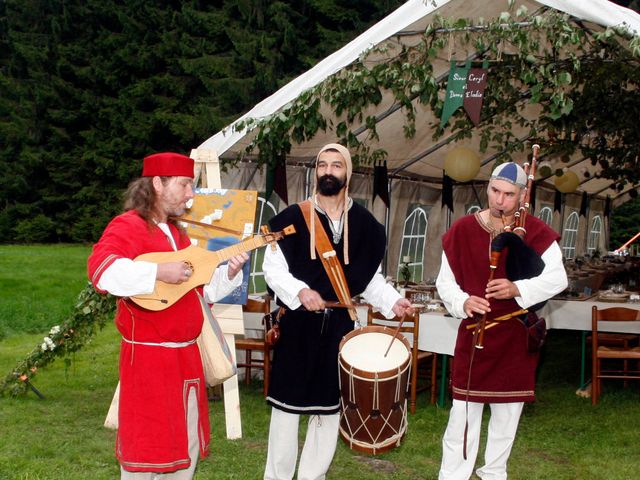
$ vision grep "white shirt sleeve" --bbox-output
[262,243,309,310]
[262,244,401,315]
[96,256,243,302]
[360,266,402,318]
[96,258,158,297]
[436,242,569,318]
[435,252,470,319]
[513,241,568,308]
[203,264,243,303]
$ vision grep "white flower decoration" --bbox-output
[43,336,56,351]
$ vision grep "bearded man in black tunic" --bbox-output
[262,143,412,480]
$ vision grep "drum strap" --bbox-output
[299,200,357,320]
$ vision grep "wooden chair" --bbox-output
[591,306,640,405]
[367,307,437,413]
[586,331,639,388]
[236,295,272,396]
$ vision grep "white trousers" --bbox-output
[264,408,340,480]
[439,400,524,480]
[121,387,200,480]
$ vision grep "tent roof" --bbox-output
[199,0,640,204]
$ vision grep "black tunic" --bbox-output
[266,201,386,414]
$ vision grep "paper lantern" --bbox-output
[444,147,480,182]
[554,169,580,193]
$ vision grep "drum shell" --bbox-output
[338,325,411,455]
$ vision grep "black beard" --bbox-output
[317,174,346,196]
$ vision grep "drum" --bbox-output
[338,325,411,455]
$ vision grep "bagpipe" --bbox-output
[473,144,548,352]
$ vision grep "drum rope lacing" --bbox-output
[340,364,408,454]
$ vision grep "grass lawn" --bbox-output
[1,245,639,479]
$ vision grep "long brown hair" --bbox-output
[123,176,180,228]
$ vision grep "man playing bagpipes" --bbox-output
[436,158,568,480]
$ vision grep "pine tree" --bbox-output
[0,0,404,242]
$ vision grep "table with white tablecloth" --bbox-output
[419,299,640,353]
[541,298,640,388]
[242,299,639,406]
[418,299,640,405]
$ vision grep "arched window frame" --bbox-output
[562,211,580,259]
[248,196,278,294]
[587,215,602,256]
[538,206,553,226]
[397,206,428,283]
[466,205,481,215]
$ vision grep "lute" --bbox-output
[129,225,295,311]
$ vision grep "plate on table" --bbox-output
[597,290,631,302]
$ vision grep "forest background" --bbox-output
[1,0,639,248]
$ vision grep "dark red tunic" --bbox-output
[443,213,559,403]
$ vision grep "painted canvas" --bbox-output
[181,188,258,304]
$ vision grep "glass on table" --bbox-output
[613,283,625,294]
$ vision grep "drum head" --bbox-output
[340,329,409,373]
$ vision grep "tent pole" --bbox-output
[242,164,261,191]
[471,183,484,210]
[479,134,532,167]
[382,177,393,277]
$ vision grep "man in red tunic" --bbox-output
[436,162,567,480]
[88,152,249,479]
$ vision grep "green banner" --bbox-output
[440,60,470,128]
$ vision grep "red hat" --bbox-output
[142,152,194,178]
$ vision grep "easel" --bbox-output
[190,148,245,440]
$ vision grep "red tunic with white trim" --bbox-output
[443,213,559,403]
[88,210,210,472]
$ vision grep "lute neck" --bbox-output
[211,235,268,264]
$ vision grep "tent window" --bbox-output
[397,206,428,283]
[538,206,553,226]
[562,211,580,259]
[249,196,278,294]
[587,215,602,256]
[466,204,481,214]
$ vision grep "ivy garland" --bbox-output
[6,5,637,396]
[234,3,640,189]
[1,284,115,397]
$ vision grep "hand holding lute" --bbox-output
[129,225,295,311]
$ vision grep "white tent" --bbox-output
[198,0,640,281]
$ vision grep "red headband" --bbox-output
[142,152,194,178]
